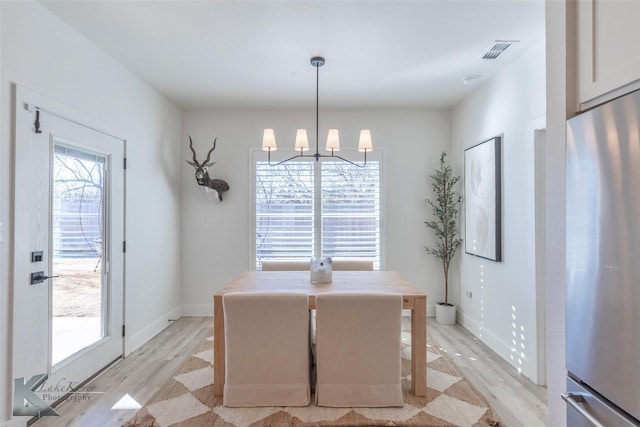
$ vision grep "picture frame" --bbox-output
[464,136,502,261]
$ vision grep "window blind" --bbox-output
[321,161,380,268]
[256,162,314,263]
[255,160,380,269]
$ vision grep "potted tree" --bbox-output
[425,152,463,325]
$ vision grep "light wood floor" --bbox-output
[428,318,548,427]
[33,316,548,427]
[33,317,213,427]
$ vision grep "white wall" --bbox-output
[0,2,182,422]
[450,42,546,383]
[181,108,451,315]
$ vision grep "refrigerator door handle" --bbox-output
[563,392,606,427]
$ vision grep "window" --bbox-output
[256,162,314,261]
[255,159,381,269]
[321,162,380,261]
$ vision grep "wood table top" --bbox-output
[215,270,425,309]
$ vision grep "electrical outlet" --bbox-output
[465,291,473,298]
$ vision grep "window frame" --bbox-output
[250,148,386,271]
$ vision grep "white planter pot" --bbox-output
[435,303,456,325]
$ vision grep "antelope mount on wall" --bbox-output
[186,136,230,201]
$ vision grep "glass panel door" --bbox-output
[51,144,106,366]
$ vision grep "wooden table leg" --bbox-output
[411,296,427,396]
[213,295,225,396]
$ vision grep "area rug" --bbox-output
[123,328,501,427]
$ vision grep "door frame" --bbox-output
[534,127,547,386]
[10,85,127,426]
[527,114,547,386]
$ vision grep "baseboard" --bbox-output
[457,311,534,380]
[125,305,182,356]
[427,304,437,317]
[457,311,510,357]
[182,304,214,317]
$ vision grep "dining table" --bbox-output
[213,270,427,397]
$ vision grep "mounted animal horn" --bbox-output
[186,135,230,201]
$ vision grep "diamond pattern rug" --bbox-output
[123,329,501,427]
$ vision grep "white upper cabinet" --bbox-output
[578,0,640,109]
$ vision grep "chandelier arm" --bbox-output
[268,152,368,168]
[267,152,320,166]
[329,152,368,168]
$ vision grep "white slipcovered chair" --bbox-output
[260,260,373,271]
[331,260,374,271]
[260,260,310,271]
[309,260,373,344]
[222,292,311,407]
[314,293,404,407]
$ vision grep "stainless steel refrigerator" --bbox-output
[566,89,640,427]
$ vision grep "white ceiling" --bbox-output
[40,0,545,110]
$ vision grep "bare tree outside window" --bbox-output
[53,151,104,258]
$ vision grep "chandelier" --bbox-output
[262,56,372,167]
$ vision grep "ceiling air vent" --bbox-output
[481,41,518,60]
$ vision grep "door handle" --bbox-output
[30,271,60,285]
[562,392,606,427]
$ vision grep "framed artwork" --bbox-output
[464,136,502,261]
